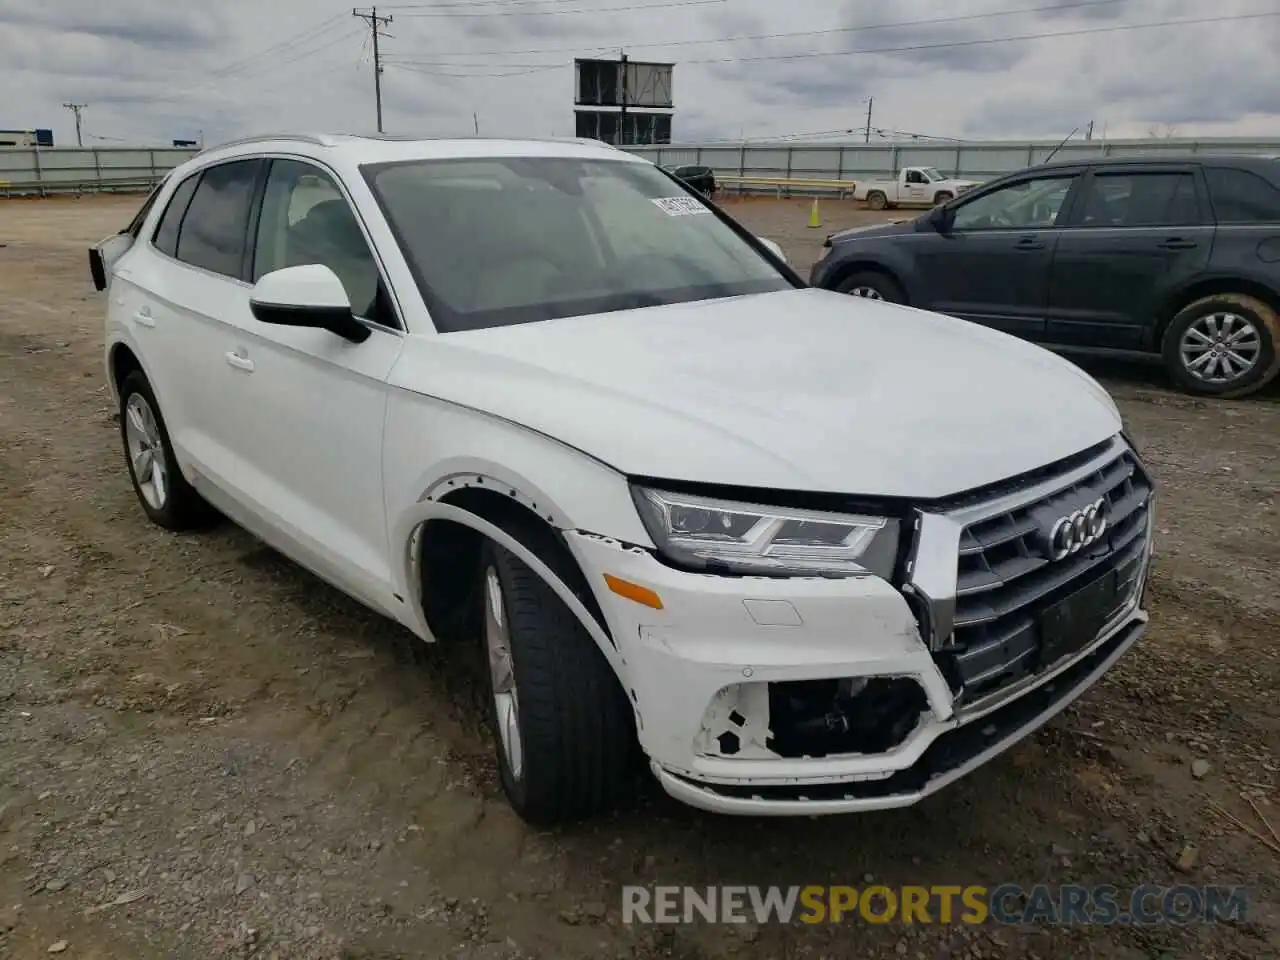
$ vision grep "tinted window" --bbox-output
[1205,166,1280,223]
[152,173,201,258]
[174,160,262,278]
[253,159,385,323]
[363,157,790,331]
[1074,172,1200,227]
[951,176,1077,230]
[124,177,169,239]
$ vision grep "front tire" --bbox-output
[933,191,954,205]
[478,540,634,825]
[837,270,905,304]
[1161,294,1279,398]
[118,371,215,530]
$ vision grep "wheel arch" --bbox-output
[391,459,636,669]
[826,258,910,303]
[1155,276,1280,349]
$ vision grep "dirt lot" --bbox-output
[1,194,1277,960]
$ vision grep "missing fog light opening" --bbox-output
[766,677,928,759]
[700,677,929,760]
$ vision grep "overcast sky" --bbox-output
[3,0,1279,148]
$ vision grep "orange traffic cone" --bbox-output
[807,197,822,228]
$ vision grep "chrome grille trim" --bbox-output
[903,434,1154,706]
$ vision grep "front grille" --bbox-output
[938,444,1152,704]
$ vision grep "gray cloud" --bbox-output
[0,0,1277,147]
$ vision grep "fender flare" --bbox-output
[395,500,620,667]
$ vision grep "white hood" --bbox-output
[397,288,1121,500]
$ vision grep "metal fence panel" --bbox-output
[0,146,199,194]
[622,136,1280,192]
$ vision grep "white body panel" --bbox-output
[99,133,1150,817]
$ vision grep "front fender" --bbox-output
[381,390,656,607]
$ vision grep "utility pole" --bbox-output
[863,97,873,144]
[1085,119,1095,141]
[353,7,393,133]
[62,102,87,147]
[619,50,629,147]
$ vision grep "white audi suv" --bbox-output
[92,133,1154,824]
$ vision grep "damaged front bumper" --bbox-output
[565,505,1150,816]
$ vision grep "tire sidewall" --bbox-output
[118,371,183,527]
[1161,295,1279,398]
[867,191,887,210]
[838,270,904,304]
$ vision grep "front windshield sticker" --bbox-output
[651,196,710,216]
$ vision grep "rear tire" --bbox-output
[866,191,888,211]
[118,370,216,531]
[837,270,905,304]
[478,539,634,825]
[1160,293,1279,398]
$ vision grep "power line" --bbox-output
[382,0,1137,61]
[353,7,395,133]
[115,18,359,107]
[388,10,1280,72]
[391,0,725,16]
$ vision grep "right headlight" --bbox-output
[630,485,901,579]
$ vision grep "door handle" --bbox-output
[133,308,155,328]
[1157,238,1197,250]
[1014,238,1046,251]
[225,351,255,373]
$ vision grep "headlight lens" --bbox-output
[631,486,900,578]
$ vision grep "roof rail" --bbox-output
[200,132,336,153]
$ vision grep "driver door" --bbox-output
[217,157,406,614]
[911,172,1082,339]
[903,169,931,205]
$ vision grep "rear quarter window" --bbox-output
[1204,166,1280,223]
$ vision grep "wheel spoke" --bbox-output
[1187,351,1214,371]
[1186,328,1214,347]
[150,457,167,505]
[126,404,147,437]
[132,448,153,478]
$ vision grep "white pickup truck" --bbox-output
[854,166,980,210]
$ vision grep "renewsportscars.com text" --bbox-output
[621,884,1249,926]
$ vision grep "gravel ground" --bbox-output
[0,194,1277,960]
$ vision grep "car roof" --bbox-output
[192,132,640,166]
[1031,153,1280,174]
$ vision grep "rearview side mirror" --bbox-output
[757,237,788,264]
[927,204,953,233]
[249,264,370,343]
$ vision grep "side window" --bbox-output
[253,159,386,323]
[1074,172,1200,227]
[174,159,262,279]
[152,173,201,258]
[906,170,927,185]
[124,176,169,239]
[1204,167,1280,223]
[951,176,1077,231]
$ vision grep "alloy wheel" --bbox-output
[1178,311,1262,385]
[484,566,523,781]
[123,393,169,510]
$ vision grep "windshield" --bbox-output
[920,167,944,182]
[361,156,792,331]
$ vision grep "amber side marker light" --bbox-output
[603,574,664,610]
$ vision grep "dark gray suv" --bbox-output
[810,155,1280,398]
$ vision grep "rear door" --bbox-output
[1044,164,1214,349]
[141,158,268,490]
[911,170,1081,339]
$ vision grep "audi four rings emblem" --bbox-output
[1048,498,1109,560]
